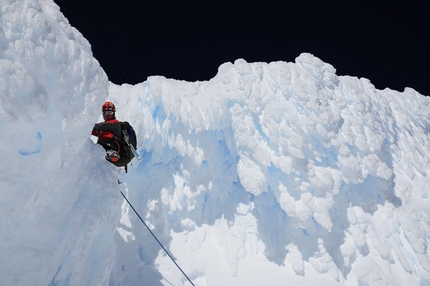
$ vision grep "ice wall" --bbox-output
[0,1,117,285]
[109,55,430,285]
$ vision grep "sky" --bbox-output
[1,1,430,286]
[52,0,430,96]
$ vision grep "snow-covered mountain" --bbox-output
[1,1,429,285]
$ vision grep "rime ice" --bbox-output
[1,1,430,285]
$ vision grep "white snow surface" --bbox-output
[1,1,430,285]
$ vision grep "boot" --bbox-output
[105,150,120,163]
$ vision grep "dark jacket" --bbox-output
[91,119,122,142]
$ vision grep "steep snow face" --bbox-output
[1,1,430,286]
[108,55,430,285]
[0,1,114,285]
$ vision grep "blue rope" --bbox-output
[120,190,195,286]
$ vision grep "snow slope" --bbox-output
[1,1,429,285]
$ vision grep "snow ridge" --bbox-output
[108,54,430,285]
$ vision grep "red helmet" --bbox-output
[102,101,116,112]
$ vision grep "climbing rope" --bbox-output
[119,190,195,286]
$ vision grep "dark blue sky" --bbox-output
[53,1,429,96]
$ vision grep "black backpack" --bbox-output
[113,121,137,170]
[121,121,137,149]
